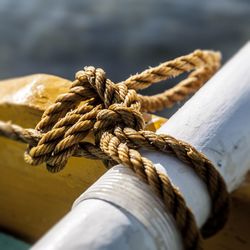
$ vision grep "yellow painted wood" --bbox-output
[0,74,165,243]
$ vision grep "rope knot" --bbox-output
[25,65,146,172]
[20,50,230,250]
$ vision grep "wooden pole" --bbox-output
[32,42,250,250]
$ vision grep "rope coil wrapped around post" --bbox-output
[0,50,230,250]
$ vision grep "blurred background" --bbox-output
[0,0,249,82]
[0,0,249,248]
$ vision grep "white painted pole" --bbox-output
[32,43,250,250]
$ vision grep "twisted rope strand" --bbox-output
[0,50,230,250]
[99,131,202,249]
[138,65,218,112]
[122,50,220,89]
[113,127,230,237]
[0,121,108,160]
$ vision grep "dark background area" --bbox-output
[0,0,249,82]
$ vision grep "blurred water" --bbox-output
[0,0,249,82]
[0,232,29,250]
[0,0,249,117]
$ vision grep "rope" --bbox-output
[0,50,230,250]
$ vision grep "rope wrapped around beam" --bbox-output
[0,50,230,250]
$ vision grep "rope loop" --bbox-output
[0,50,230,250]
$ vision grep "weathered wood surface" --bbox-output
[0,73,249,249]
[0,74,106,242]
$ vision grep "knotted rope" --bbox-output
[0,50,230,250]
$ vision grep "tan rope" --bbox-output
[0,50,230,250]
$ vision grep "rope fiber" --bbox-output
[0,50,230,250]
